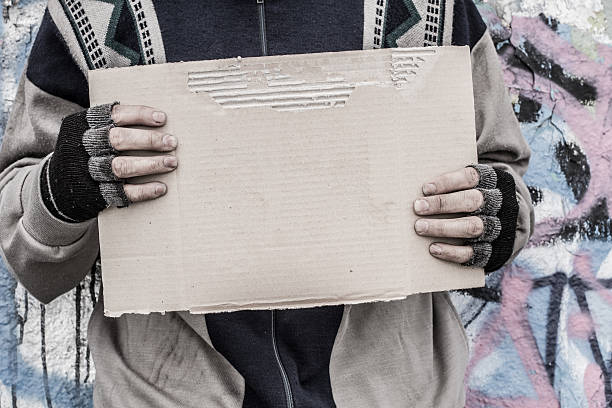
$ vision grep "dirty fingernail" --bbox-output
[423,183,436,195]
[415,219,429,234]
[155,184,166,195]
[153,111,166,123]
[414,199,429,213]
[163,135,177,148]
[430,244,442,255]
[164,156,177,167]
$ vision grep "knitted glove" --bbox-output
[463,164,519,273]
[40,102,129,223]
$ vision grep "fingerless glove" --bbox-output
[40,102,128,223]
[463,164,519,273]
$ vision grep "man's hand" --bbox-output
[41,103,178,223]
[110,104,177,202]
[413,165,519,273]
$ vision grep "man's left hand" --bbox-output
[413,164,519,272]
[413,167,483,264]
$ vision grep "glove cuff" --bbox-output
[463,164,519,273]
[40,102,127,223]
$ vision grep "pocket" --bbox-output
[438,291,470,354]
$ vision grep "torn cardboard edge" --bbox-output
[90,46,484,317]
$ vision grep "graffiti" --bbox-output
[454,4,612,407]
[1,1,611,407]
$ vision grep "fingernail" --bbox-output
[414,199,429,213]
[423,183,436,195]
[155,184,167,195]
[163,134,177,148]
[152,111,166,123]
[164,156,177,167]
[415,219,429,234]
[430,244,442,255]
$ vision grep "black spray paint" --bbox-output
[532,273,612,405]
[558,199,612,242]
[528,185,544,206]
[510,40,598,105]
[40,304,52,408]
[555,140,591,202]
[516,95,543,123]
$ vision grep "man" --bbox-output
[0,0,533,406]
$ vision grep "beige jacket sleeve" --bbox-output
[0,74,100,304]
[472,31,535,261]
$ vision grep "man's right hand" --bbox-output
[40,103,178,223]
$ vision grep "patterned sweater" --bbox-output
[0,1,534,407]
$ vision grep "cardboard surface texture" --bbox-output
[90,46,485,317]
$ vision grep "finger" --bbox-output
[414,216,484,239]
[111,105,167,127]
[413,189,484,215]
[124,182,167,203]
[112,155,178,179]
[109,127,177,152]
[421,167,480,196]
[429,243,474,264]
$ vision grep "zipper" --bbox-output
[271,310,294,408]
[257,3,291,406]
[257,0,268,56]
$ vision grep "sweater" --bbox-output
[0,1,534,407]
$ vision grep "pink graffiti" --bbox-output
[465,266,560,408]
[585,364,606,408]
[500,17,612,246]
[574,251,612,307]
[568,312,595,339]
[464,12,612,408]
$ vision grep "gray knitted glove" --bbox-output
[463,164,519,273]
[40,102,129,223]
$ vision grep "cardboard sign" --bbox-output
[90,47,484,316]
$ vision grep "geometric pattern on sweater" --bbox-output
[383,0,422,48]
[99,0,141,65]
[57,0,165,69]
[364,0,453,49]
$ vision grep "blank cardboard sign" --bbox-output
[89,46,484,316]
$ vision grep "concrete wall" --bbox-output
[1,0,611,406]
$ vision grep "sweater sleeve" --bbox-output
[0,9,99,304]
[453,0,535,264]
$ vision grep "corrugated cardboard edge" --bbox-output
[103,283,484,317]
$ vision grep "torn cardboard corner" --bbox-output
[89,46,484,317]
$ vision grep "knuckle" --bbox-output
[147,131,156,148]
[466,190,483,212]
[111,105,121,123]
[466,218,483,237]
[138,106,149,121]
[108,128,123,148]
[439,245,450,259]
[131,186,146,202]
[151,131,164,149]
[438,221,450,236]
[436,177,449,193]
[464,246,474,262]
[451,246,462,260]
[434,195,444,212]
[149,159,161,172]
[465,167,479,186]
[112,158,129,177]
[472,190,484,210]
[439,196,451,212]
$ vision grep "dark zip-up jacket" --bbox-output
[0,1,534,406]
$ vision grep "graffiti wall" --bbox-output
[453,1,612,407]
[0,0,611,407]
